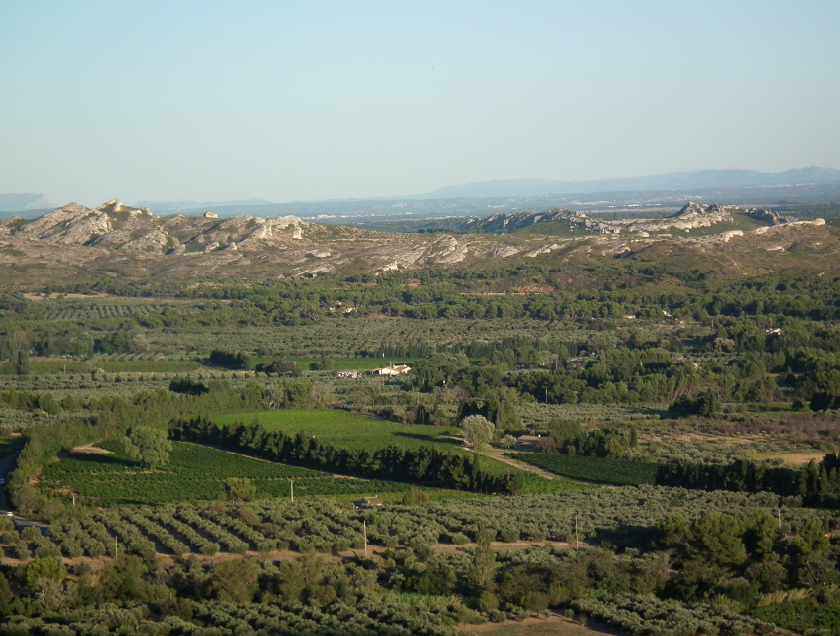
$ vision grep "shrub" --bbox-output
[489,609,506,623]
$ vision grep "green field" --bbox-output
[38,440,443,506]
[39,439,575,505]
[214,409,585,486]
[253,357,419,371]
[512,453,659,486]
[216,409,463,453]
[26,359,203,374]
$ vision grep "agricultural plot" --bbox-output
[215,408,539,479]
[147,318,606,359]
[519,401,666,425]
[512,453,659,486]
[752,602,840,634]
[26,359,203,375]
[518,473,592,495]
[42,304,158,321]
[253,356,421,371]
[31,485,824,562]
[38,441,423,506]
[216,409,463,453]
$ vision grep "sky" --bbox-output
[1,1,838,207]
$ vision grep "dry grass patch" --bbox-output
[460,612,620,635]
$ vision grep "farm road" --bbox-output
[465,447,568,482]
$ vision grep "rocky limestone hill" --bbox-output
[0,199,832,284]
[0,199,504,280]
[460,202,794,236]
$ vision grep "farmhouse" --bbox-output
[354,496,382,509]
[369,364,411,376]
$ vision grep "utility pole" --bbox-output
[115,537,118,559]
[290,479,294,503]
[363,520,368,558]
[575,515,579,550]
[778,508,782,529]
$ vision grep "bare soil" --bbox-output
[70,443,114,455]
[459,613,620,635]
[752,451,826,465]
[23,292,109,302]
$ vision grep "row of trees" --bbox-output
[656,455,840,506]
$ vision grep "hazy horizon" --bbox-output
[2,1,839,208]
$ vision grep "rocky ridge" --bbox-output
[463,202,757,235]
[0,199,831,281]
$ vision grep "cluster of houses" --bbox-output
[336,364,412,380]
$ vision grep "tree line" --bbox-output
[656,454,840,507]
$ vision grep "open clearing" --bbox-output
[460,613,620,635]
[752,451,827,465]
[69,443,113,455]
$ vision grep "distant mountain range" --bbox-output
[0,193,53,213]
[411,167,840,199]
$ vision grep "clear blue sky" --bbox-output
[1,1,838,206]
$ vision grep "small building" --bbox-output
[369,364,412,376]
[336,371,361,379]
[354,496,382,509]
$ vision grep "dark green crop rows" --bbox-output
[752,602,840,634]
[512,453,658,486]
[38,441,412,506]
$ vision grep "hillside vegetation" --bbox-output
[2,201,840,633]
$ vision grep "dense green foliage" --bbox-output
[656,453,840,506]
[123,426,171,469]
[752,602,840,634]
[5,243,840,632]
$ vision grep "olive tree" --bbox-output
[460,415,494,448]
[224,477,257,502]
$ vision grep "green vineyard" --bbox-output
[216,409,462,452]
[512,453,659,486]
[38,441,417,506]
